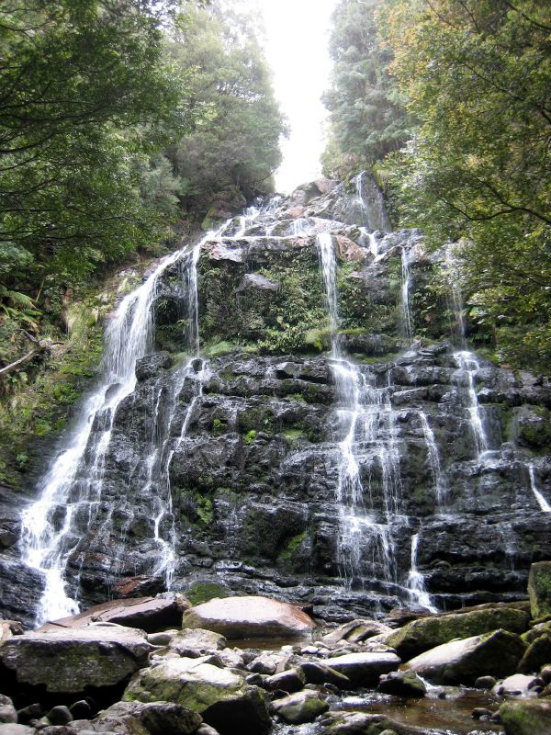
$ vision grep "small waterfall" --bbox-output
[407,533,437,612]
[400,246,413,340]
[316,233,404,595]
[353,171,391,232]
[21,237,205,624]
[418,411,447,506]
[529,464,551,513]
[453,350,489,459]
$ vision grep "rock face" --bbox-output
[0,625,152,695]
[182,596,316,639]
[2,177,551,627]
[528,561,551,619]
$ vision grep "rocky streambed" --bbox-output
[1,563,550,735]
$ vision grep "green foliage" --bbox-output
[385,0,551,372]
[322,0,411,178]
[165,1,285,213]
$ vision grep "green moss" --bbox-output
[186,581,230,606]
[282,429,305,445]
[278,531,308,564]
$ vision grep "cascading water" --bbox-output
[400,246,413,340]
[20,236,206,624]
[453,350,489,459]
[529,464,551,513]
[407,532,437,612]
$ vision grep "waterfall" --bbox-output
[529,464,551,513]
[400,246,413,340]
[20,237,205,624]
[418,411,447,506]
[407,533,437,612]
[316,233,404,594]
[453,350,489,459]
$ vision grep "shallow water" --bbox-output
[336,688,503,735]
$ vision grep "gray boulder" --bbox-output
[270,690,328,724]
[325,651,400,686]
[0,625,152,694]
[405,629,526,685]
[182,595,315,639]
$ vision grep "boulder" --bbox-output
[492,674,538,697]
[517,633,551,674]
[322,620,391,646]
[0,727,34,735]
[325,651,401,686]
[111,576,166,599]
[498,699,551,735]
[264,667,306,693]
[168,628,227,658]
[182,596,315,639]
[0,696,16,724]
[385,606,530,660]
[270,690,328,724]
[38,596,186,634]
[300,661,351,689]
[89,701,202,735]
[0,625,152,694]
[318,711,430,735]
[123,656,270,735]
[377,670,427,698]
[405,629,527,685]
[528,562,551,619]
[335,236,365,263]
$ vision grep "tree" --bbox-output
[385,0,551,369]
[165,1,285,213]
[322,0,411,178]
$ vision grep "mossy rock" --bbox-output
[528,561,551,619]
[186,581,230,606]
[498,699,551,735]
[124,658,270,735]
[386,606,530,660]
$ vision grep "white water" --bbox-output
[316,233,403,591]
[20,235,207,624]
[418,410,447,506]
[401,246,413,340]
[529,464,551,513]
[407,532,437,612]
[453,350,489,459]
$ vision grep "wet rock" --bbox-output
[405,629,527,685]
[270,690,329,724]
[498,699,551,735]
[247,652,280,675]
[475,675,497,689]
[68,702,91,720]
[528,562,551,619]
[300,661,351,689]
[39,596,186,634]
[264,667,306,693]
[182,596,316,639]
[0,696,16,724]
[0,621,23,643]
[111,576,166,599]
[493,674,538,697]
[322,620,391,646]
[318,711,425,735]
[88,701,202,735]
[0,625,152,695]
[168,628,227,657]
[518,633,551,674]
[385,606,529,660]
[325,651,401,686]
[377,670,427,698]
[46,706,73,726]
[123,656,270,735]
[0,727,35,735]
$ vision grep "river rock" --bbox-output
[528,562,551,619]
[0,696,16,724]
[325,651,401,686]
[87,701,202,735]
[377,670,427,697]
[0,625,152,694]
[493,674,538,697]
[517,633,551,674]
[385,605,529,660]
[299,661,351,689]
[123,656,270,735]
[168,628,227,657]
[322,620,391,646]
[270,690,329,724]
[498,699,551,735]
[38,596,186,633]
[182,596,315,639]
[264,667,306,693]
[405,629,527,685]
[318,711,428,735]
[0,727,35,735]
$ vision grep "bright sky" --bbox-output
[256,0,338,193]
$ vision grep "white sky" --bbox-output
[256,0,338,193]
